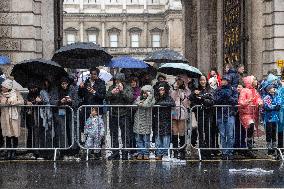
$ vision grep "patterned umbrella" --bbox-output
[108,56,148,68]
[144,49,188,63]
[158,63,202,78]
[52,42,112,69]
[11,59,68,87]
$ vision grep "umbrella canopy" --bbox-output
[158,63,202,78]
[52,42,112,69]
[144,49,188,63]
[11,59,68,87]
[0,56,11,65]
[77,69,113,84]
[108,56,148,68]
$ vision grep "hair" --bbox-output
[197,75,210,90]
[129,77,139,85]
[157,74,166,80]
[237,64,245,69]
[210,67,219,75]
[90,67,100,75]
[225,63,233,69]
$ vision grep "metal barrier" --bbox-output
[0,105,74,161]
[77,105,188,161]
[188,105,284,161]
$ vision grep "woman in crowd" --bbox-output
[189,75,215,159]
[170,75,190,160]
[0,79,24,160]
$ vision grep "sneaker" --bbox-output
[149,152,156,159]
[155,155,162,160]
[162,156,171,162]
[136,154,143,160]
[143,155,149,160]
[37,157,45,161]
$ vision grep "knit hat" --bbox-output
[1,79,13,90]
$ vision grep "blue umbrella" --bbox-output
[108,56,148,68]
[0,56,11,65]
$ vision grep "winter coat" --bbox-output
[153,94,175,136]
[50,85,79,110]
[106,83,133,117]
[278,86,284,133]
[263,93,281,124]
[84,115,104,138]
[238,76,263,129]
[170,86,190,120]
[133,85,155,135]
[78,78,106,106]
[226,69,240,88]
[214,85,238,119]
[0,90,24,137]
[207,73,221,87]
[153,81,170,99]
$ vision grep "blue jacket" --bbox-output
[226,69,240,89]
[277,87,284,132]
[214,85,238,119]
[263,93,282,124]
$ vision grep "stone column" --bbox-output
[262,0,284,76]
[123,0,127,13]
[122,18,127,47]
[144,0,148,13]
[101,0,105,13]
[216,0,223,74]
[197,0,211,73]
[101,21,105,47]
[143,18,149,47]
[80,21,84,42]
[79,0,84,13]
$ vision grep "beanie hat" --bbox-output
[1,79,13,90]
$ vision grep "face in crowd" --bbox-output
[199,76,207,88]
[61,81,69,90]
[159,87,165,96]
[130,80,138,88]
[90,70,99,81]
[238,66,245,74]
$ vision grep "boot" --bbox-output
[179,136,186,160]
[121,151,129,160]
[267,142,274,155]
[172,135,179,158]
[108,151,120,160]
[247,138,253,149]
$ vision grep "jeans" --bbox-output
[155,135,170,156]
[135,134,150,156]
[217,116,235,155]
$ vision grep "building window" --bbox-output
[88,34,97,43]
[67,34,76,44]
[130,0,139,3]
[84,0,98,3]
[110,34,118,47]
[131,34,139,47]
[152,34,160,47]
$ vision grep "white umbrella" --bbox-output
[77,69,112,85]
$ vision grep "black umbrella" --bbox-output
[144,49,188,63]
[11,59,68,87]
[52,42,112,69]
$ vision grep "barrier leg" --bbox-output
[53,149,58,161]
[86,149,89,161]
[277,148,284,161]
[198,149,202,161]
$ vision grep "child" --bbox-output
[153,83,175,160]
[84,107,105,159]
[214,75,238,160]
[263,83,281,157]
[133,85,155,160]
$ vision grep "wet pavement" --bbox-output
[0,160,283,189]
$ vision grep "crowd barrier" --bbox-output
[188,105,284,161]
[0,105,74,161]
[77,105,188,161]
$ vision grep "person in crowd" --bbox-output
[234,81,247,154]
[50,77,79,160]
[238,75,263,156]
[78,67,106,114]
[262,83,282,158]
[170,75,190,160]
[153,82,175,160]
[25,81,52,159]
[278,73,284,151]
[129,77,141,158]
[189,75,215,159]
[214,75,238,160]
[0,76,5,150]
[152,74,170,144]
[207,67,221,88]
[84,107,105,160]
[107,73,133,160]
[133,85,155,160]
[224,63,240,89]
[237,64,246,80]
[0,79,24,160]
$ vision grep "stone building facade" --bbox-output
[182,0,284,78]
[0,0,63,64]
[63,0,183,59]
